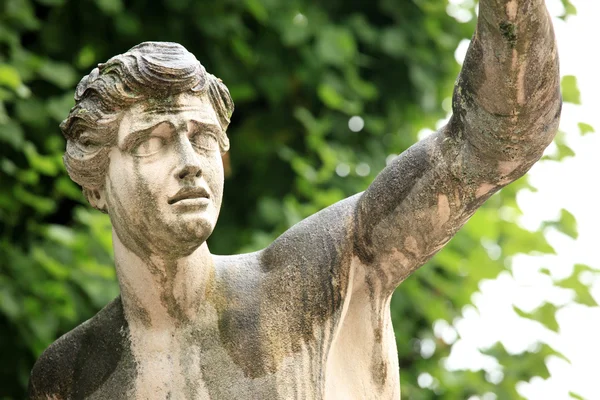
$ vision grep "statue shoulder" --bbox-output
[260,193,360,270]
[28,297,131,399]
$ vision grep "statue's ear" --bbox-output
[86,187,108,214]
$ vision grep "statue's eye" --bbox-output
[132,137,165,156]
[191,134,218,152]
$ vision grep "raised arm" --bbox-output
[352,0,561,293]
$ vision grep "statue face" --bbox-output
[100,93,225,257]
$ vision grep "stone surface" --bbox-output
[29,1,561,398]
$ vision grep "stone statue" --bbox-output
[29,1,561,398]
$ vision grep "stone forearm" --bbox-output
[452,0,561,163]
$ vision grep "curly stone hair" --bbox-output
[60,42,234,209]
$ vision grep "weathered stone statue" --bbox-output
[28,1,561,398]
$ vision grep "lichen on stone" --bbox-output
[499,21,517,48]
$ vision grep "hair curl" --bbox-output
[60,42,234,209]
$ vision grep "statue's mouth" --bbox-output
[168,187,210,204]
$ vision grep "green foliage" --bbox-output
[561,75,581,105]
[542,131,576,162]
[483,342,568,381]
[555,264,598,307]
[0,0,593,398]
[578,122,594,136]
[559,0,578,20]
[513,304,560,332]
[542,208,578,239]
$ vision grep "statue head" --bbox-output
[61,42,234,257]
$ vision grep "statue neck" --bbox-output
[112,230,215,330]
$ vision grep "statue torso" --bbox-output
[30,252,400,399]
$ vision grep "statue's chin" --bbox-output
[152,219,214,258]
[113,215,214,260]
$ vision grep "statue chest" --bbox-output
[67,288,398,400]
[121,308,340,399]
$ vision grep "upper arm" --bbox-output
[352,125,498,293]
[28,299,132,399]
[29,344,74,400]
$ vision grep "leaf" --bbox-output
[347,14,378,45]
[555,142,576,160]
[32,247,70,280]
[280,12,311,46]
[578,122,594,135]
[76,45,97,69]
[484,342,570,384]
[38,60,78,89]
[0,120,25,149]
[1,158,17,176]
[560,0,577,20]
[46,93,74,121]
[380,28,407,57]
[55,176,85,201]
[513,303,560,332]
[94,0,123,15]
[543,131,575,162]
[345,69,378,100]
[114,12,141,36]
[0,283,21,319]
[4,0,40,30]
[23,142,60,176]
[555,264,598,307]
[231,38,255,66]
[317,83,344,109]
[0,65,22,89]
[244,0,268,23]
[561,75,581,105]
[15,97,49,128]
[13,185,57,214]
[502,223,556,256]
[543,208,578,239]
[316,26,357,66]
[569,391,586,400]
[45,225,76,247]
[557,209,578,239]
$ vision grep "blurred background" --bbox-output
[0,0,597,398]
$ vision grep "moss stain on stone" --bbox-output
[499,21,517,48]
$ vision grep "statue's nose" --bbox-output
[174,136,202,180]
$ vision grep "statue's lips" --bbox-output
[168,187,210,205]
